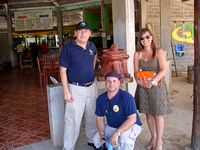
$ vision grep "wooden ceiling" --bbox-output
[0,0,112,12]
[0,0,112,29]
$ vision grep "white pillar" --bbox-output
[112,0,136,96]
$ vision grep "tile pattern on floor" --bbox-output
[0,68,50,150]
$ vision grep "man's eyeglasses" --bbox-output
[76,30,90,34]
[140,35,151,40]
[107,100,112,112]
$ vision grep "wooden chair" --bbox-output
[36,57,46,87]
[19,54,33,77]
[0,55,8,70]
[43,57,60,85]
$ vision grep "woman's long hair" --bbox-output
[136,28,157,58]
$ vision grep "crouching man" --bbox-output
[92,72,142,150]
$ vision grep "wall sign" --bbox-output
[14,10,53,31]
[172,24,194,43]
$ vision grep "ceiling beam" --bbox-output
[8,6,55,11]
[8,2,54,10]
[52,2,59,7]
[3,3,8,19]
[8,0,51,5]
[60,0,99,8]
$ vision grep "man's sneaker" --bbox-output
[88,142,97,150]
[96,145,104,150]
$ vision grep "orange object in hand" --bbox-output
[136,71,162,86]
[136,71,156,81]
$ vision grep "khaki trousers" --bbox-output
[63,82,98,150]
[92,123,142,150]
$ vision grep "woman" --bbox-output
[134,28,172,150]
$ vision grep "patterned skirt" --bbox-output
[134,79,173,115]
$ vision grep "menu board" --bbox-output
[14,10,53,31]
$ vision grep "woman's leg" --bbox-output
[146,114,157,149]
[154,115,164,150]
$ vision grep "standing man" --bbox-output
[16,41,24,53]
[30,42,38,66]
[92,72,142,150]
[59,21,98,150]
[41,40,48,54]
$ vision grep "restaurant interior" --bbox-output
[0,0,141,149]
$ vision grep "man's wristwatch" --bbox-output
[116,130,120,137]
[151,80,157,85]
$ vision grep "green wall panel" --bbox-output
[85,7,109,32]
[85,10,101,32]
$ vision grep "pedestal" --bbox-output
[47,83,64,147]
[97,76,133,92]
[97,76,133,84]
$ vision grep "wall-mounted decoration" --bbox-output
[172,24,194,43]
[175,44,185,57]
[14,9,53,31]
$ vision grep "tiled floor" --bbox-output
[0,67,50,150]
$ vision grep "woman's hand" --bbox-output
[143,80,153,88]
[137,79,145,87]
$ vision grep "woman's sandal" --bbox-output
[146,141,156,150]
[154,142,163,150]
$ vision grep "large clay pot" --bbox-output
[99,44,131,78]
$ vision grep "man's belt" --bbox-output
[68,81,94,87]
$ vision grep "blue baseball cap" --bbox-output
[76,21,90,30]
[105,72,120,80]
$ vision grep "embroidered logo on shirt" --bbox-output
[113,105,119,112]
[89,49,94,55]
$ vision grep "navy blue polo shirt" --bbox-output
[59,39,97,84]
[95,89,142,128]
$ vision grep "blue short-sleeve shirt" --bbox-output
[95,89,142,128]
[59,39,97,83]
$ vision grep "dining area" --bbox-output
[0,65,51,150]
[36,53,60,87]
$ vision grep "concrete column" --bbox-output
[101,0,107,48]
[6,9,15,67]
[112,0,136,96]
[160,0,172,89]
[160,0,171,56]
[140,0,147,29]
[57,7,63,54]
